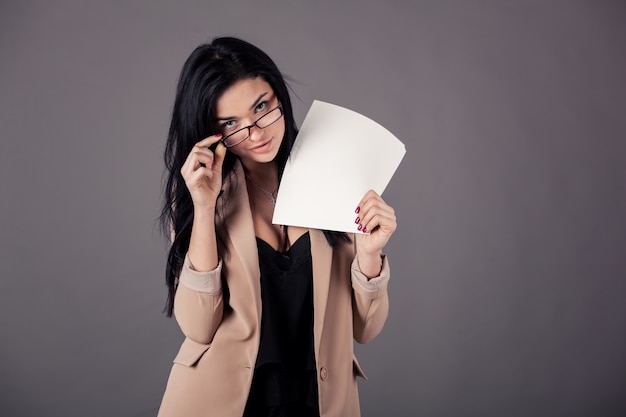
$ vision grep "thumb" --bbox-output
[212,142,227,175]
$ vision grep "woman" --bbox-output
[158,37,397,417]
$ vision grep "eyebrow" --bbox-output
[215,92,269,121]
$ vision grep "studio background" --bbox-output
[1,1,625,416]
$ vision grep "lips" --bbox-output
[249,138,272,152]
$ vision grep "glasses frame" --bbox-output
[220,105,284,148]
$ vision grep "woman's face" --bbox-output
[215,77,285,165]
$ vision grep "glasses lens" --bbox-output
[221,106,282,147]
[223,128,249,147]
[256,107,283,128]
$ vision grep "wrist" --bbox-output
[193,203,217,217]
[356,251,383,279]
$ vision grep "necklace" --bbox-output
[245,175,278,206]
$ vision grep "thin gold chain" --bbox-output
[245,175,277,206]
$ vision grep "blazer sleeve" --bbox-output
[351,255,391,344]
[173,254,224,344]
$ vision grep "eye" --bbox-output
[221,120,237,131]
[255,101,267,113]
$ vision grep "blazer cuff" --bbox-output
[351,255,390,298]
[179,254,223,294]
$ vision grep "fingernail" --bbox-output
[362,227,367,233]
[355,206,360,214]
[358,224,363,231]
[215,133,222,138]
[355,217,360,224]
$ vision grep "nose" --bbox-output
[247,124,265,143]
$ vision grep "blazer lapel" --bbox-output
[219,160,262,320]
[310,229,332,357]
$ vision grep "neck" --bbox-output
[241,160,278,188]
[242,160,279,211]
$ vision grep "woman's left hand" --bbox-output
[354,190,397,277]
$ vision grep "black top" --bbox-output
[243,232,319,417]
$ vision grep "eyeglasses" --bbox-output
[220,105,284,148]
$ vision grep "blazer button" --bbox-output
[320,367,329,381]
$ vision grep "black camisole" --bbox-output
[243,232,320,417]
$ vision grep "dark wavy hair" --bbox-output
[160,37,349,316]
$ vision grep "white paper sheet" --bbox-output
[272,100,406,233]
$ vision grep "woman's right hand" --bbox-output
[180,134,227,210]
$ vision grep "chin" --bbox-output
[251,151,280,164]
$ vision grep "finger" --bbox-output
[212,142,227,172]
[185,166,214,188]
[182,149,215,174]
[356,200,395,228]
[359,196,394,214]
[192,149,215,170]
[194,133,223,149]
[356,190,381,212]
[356,192,392,224]
[362,212,397,235]
[360,208,395,230]
[358,192,392,213]
[181,156,195,179]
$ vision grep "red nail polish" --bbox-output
[362,227,367,233]
[215,133,222,138]
[358,224,363,231]
[355,206,360,214]
[355,217,360,224]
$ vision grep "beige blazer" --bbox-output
[157,161,391,417]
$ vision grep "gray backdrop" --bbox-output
[1,1,625,416]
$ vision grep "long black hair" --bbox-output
[160,37,349,316]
